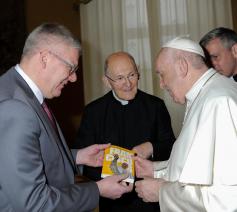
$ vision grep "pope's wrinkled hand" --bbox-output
[135,178,165,202]
[134,156,153,178]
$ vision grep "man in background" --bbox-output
[0,23,132,212]
[135,37,237,211]
[75,51,175,212]
[200,27,237,80]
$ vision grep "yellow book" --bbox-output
[101,145,135,183]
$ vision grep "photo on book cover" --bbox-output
[101,145,135,183]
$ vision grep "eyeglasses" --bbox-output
[49,51,78,75]
[105,72,139,84]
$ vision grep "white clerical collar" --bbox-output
[15,64,44,104]
[112,90,129,105]
[184,68,216,121]
[185,68,216,106]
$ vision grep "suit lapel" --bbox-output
[12,69,77,173]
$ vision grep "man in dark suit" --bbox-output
[0,23,132,212]
[200,27,237,81]
[75,51,175,212]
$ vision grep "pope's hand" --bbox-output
[135,178,165,202]
[134,156,154,178]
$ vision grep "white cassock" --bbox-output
[155,69,237,212]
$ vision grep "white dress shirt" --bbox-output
[15,64,44,104]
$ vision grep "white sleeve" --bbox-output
[159,182,206,212]
[159,182,237,212]
[153,160,168,178]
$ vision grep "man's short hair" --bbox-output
[200,27,237,49]
[22,23,81,58]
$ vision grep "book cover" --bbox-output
[101,145,135,183]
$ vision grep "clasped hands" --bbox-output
[132,142,166,202]
[76,143,165,201]
[134,156,165,202]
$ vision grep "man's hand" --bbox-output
[135,178,165,202]
[76,144,110,166]
[132,142,153,159]
[134,156,154,178]
[96,174,133,199]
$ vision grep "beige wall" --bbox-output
[25,0,81,37]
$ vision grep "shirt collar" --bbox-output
[15,64,44,104]
[112,90,129,105]
[185,68,216,107]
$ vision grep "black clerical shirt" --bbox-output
[74,90,175,212]
[75,90,175,180]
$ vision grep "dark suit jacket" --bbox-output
[0,67,99,212]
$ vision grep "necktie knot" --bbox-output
[42,101,57,129]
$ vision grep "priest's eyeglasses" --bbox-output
[49,51,78,75]
[105,72,139,84]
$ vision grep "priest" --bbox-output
[74,51,175,212]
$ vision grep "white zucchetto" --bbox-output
[162,36,205,57]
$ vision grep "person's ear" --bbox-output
[137,72,140,80]
[178,57,188,78]
[39,50,48,69]
[102,75,112,89]
[231,43,237,58]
